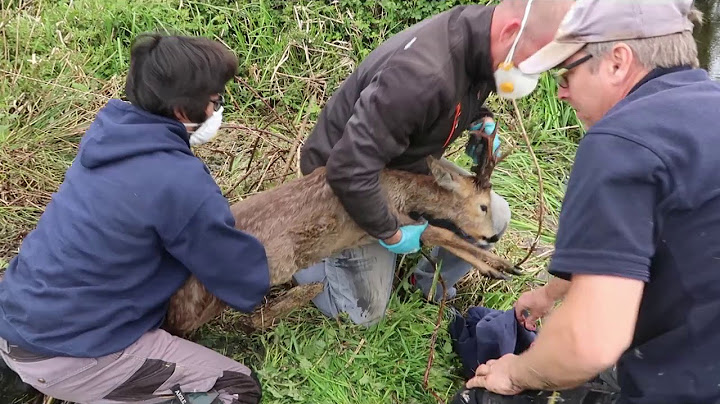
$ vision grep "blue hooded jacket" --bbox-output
[0,99,270,358]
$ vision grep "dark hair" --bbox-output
[125,33,238,123]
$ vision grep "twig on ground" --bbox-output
[511,99,545,267]
[281,111,309,180]
[223,136,263,198]
[547,125,581,133]
[223,170,255,200]
[249,152,284,194]
[422,250,447,404]
[344,338,366,368]
[219,122,295,145]
[245,137,262,172]
[202,146,236,158]
[235,76,301,141]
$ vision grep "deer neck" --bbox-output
[383,172,460,222]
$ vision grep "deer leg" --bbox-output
[396,214,517,271]
[164,277,228,337]
[246,282,324,330]
[419,225,522,280]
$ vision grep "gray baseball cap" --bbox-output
[518,0,697,75]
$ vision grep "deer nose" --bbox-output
[484,234,500,244]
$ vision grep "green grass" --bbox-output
[223,287,465,404]
[0,0,584,403]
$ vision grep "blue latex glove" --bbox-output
[470,120,496,135]
[379,220,429,254]
[468,121,501,156]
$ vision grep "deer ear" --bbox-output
[429,157,462,192]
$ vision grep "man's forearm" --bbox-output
[544,276,571,302]
[509,301,608,391]
[509,275,626,391]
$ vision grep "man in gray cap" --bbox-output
[456,0,720,403]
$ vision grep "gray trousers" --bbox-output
[293,191,511,326]
[0,329,261,404]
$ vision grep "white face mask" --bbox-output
[493,0,540,100]
[187,106,223,146]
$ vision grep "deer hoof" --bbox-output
[484,268,511,280]
[509,266,524,276]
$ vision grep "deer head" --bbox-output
[421,156,501,246]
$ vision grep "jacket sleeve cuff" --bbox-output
[373,224,400,241]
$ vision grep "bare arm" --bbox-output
[467,273,644,393]
[543,276,571,300]
[510,274,644,390]
[514,276,571,330]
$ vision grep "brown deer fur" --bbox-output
[164,157,519,336]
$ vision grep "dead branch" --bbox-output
[219,122,295,145]
[281,111,309,180]
[248,152,284,195]
[235,76,301,141]
[511,99,545,267]
[422,250,447,404]
[223,136,263,198]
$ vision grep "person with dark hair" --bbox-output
[0,33,269,404]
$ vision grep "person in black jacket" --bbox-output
[293,0,575,327]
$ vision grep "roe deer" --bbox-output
[163,156,520,336]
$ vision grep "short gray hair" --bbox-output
[584,7,704,70]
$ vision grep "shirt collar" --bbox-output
[628,65,693,95]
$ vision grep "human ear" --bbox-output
[606,43,634,85]
[499,20,522,54]
[173,106,190,123]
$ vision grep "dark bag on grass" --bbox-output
[448,306,537,379]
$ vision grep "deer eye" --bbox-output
[481,205,488,213]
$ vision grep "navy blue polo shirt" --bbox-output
[548,67,720,404]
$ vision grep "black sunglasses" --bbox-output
[553,54,592,88]
[211,94,225,111]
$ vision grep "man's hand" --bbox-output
[514,277,571,330]
[514,288,554,331]
[470,117,497,136]
[465,354,524,395]
[466,117,501,164]
[379,220,428,254]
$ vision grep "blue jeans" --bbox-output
[293,191,511,326]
